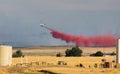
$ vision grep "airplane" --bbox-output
[40,24,45,27]
[40,24,119,47]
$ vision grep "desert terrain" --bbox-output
[1,46,120,74]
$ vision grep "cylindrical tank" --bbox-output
[117,39,120,64]
[0,45,12,66]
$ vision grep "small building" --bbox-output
[103,62,112,68]
[0,45,12,66]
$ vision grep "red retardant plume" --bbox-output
[42,25,118,47]
[50,31,116,47]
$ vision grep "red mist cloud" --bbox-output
[42,25,118,47]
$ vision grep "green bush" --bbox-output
[12,50,24,57]
[110,52,116,56]
[94,51,104,56]
[65,46,83,57]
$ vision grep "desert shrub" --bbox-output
[94,51,104,56]
[101,59,106,62]
[94,63,98,68]
[12,50,24,57]
[79,63,83,67]
[65,46,83,57]
[110,52,116,56]
[56,52,62,57]
[112,60,116,63]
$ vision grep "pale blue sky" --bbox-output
[0,0,120,46]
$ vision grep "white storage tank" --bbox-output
[0,45,12,66]
[117,39,120,64]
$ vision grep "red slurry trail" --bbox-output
[42,25,118,47]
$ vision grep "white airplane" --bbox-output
[40,24,55,31]
[40,24,45,27]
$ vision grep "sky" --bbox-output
[0,0,120,47]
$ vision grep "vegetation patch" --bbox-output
[90,51,104,56]
[12,50,24,57]
[65,46,83,57]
